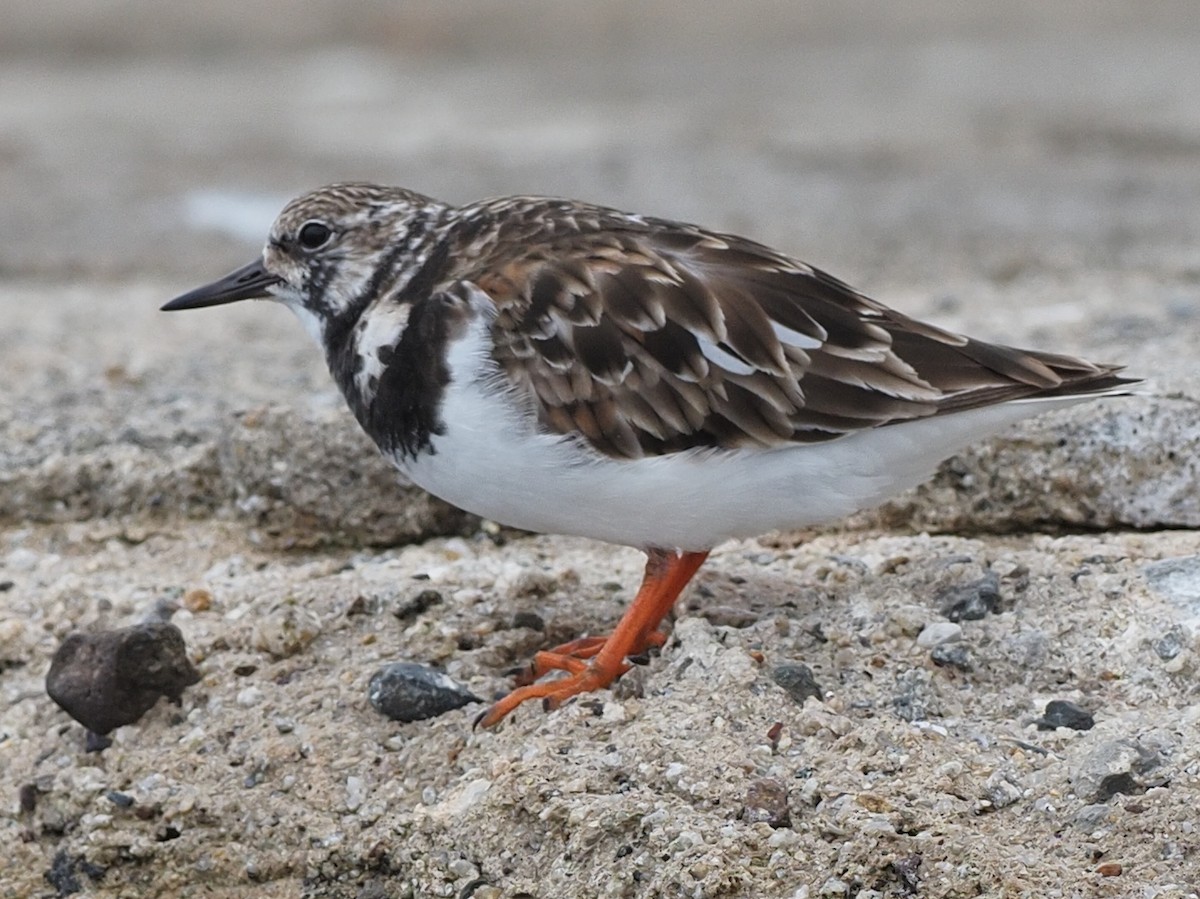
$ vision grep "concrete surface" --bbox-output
[2,2,1199,897]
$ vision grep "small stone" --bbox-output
[6,549,40,572]
[930,644,972,671]
[1072,804,1114,828]
[916,621,963,648]
[1035,700,1094,731]
[251,606,322,659]
[19,783,37,814]
[1152,625,1188,661]
[345,776,366,812]
[182,588,213,613]
[511,611,545,631]
[884,604,927,637]
[461,885,500,899]
[1071,738,1167,803]
[938,572,1002,621]
[46,621,201,740]
[236,686,264,708]
[105,791,134,809]
[367,662,479,722]
[437,778,492,817]
[343,594,372,617]
[0,618,25,659]
[393,589,443,621]
[890,668,936,722]
[601,701,626,723]
[742,777,791,828]
[447,858,479,879]
[44,850,106,896]
[983,771,1022,809]
[773,663,823,704]
[1142,556,1200,615]
[889,855,922,893]
[500,569,559,599]
[1096,862,1122,877]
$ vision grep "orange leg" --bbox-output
[477,548,710,728]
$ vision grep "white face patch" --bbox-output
[274,288,327,347]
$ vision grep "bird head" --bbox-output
[163,183,446,344]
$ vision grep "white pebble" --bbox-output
[448,859,478,879]
[236,686,264,707]
[917,621,963,648]
[345,776,366,812]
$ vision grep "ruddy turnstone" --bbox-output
[164,183,1135,726]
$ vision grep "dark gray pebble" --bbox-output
[105,791,134,808]
[890,855,923,892]
[1035,699,1095,731]
[368,662,480,722]
[393,589,444,621]
[772,663,823,704]
[45,621,200,741]
[511,611,545,631]
[938,572,1002,622]
[19,783,37,814]
[44,850,106,897]
[1153,625,1187,661]
[930,644,973,671]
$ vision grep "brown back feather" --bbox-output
[454,200,1133,459]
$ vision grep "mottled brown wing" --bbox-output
[466,211,1126,459]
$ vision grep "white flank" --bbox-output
[401,303,1109,551]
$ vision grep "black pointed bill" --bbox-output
[161,259,282,311]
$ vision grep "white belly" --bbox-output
[399,316,1090,551]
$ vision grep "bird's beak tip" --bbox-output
[162,259,281,311]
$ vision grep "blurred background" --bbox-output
[4,0,1200,289]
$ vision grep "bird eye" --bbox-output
[297,221,333,250]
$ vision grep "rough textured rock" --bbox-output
[213,405,478,547]
[0,389,476,547]
[45,619,200,748]
[868,397,1200,533]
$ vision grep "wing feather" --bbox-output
[452,200,1130,459]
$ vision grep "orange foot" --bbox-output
[511,631,667,686]
[476,548,709,728]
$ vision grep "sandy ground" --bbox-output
[2,2,1200,897]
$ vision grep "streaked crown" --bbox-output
[261,183,448,337]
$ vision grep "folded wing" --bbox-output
[459,203,1131,459]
